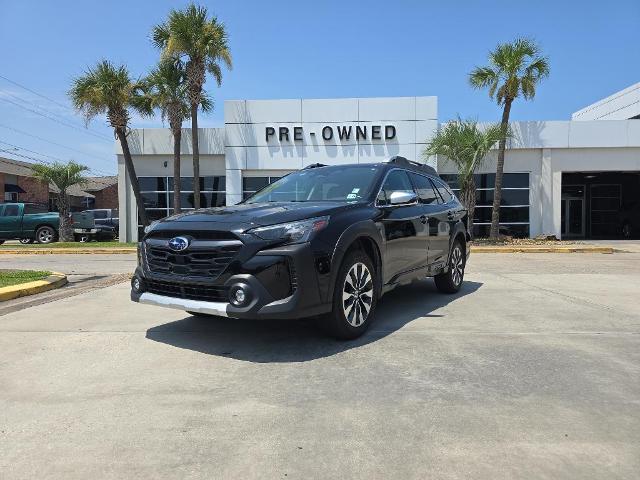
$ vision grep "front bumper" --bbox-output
[131,242,332,320]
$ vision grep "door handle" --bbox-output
[420,215,427,224]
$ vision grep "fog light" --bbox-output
[229,284,250,306]
[234,289,246,304]
[131,276,145,293]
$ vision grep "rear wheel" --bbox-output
[434,240,465,294]
[36,226,56,244]
[19,238,34,244]
[324,250,377,340]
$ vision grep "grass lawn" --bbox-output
[0,242,137,249]
[0,270,52,288]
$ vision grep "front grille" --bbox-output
[144,241,242,279]
[146,279,228,302]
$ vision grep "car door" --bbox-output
[407,172,449,267]
[0,204,23,238]
[377,169,429,283]
[429,177,463,266]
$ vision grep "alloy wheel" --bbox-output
[450,246,464,286]
[38,228,53,243]
[342,262,373,327]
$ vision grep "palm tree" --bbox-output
[69,60,150,227]
[425,119,507,236]
[32,161,88,242]
[469,38,549,238]
[152,3,232,209]
[142,59,213,213]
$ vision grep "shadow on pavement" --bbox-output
[145,279,482,363]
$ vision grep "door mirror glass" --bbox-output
[388,190,418,205]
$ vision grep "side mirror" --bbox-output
[388,190,418,205]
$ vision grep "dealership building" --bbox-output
[117,84,640,242]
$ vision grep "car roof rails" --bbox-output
[303,163,327,169]
[387,156,437,175]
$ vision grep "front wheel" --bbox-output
[323,250,377,340]
[19,238,34,244]
[36,225,56,244]
[434,240,465,294]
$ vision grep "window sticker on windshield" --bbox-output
[347,193,357,199]
[352,188,360,193]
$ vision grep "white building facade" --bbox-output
[117,94,640,242]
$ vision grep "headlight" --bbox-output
[248,216,329,244]
[144,220,159,234]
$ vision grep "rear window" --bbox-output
[432,178,454,203]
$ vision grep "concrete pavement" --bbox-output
[0,253,639,479]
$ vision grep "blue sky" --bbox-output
[0,0,638,175]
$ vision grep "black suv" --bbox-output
[131,156,470,339]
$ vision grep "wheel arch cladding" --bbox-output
[329,221,384,302]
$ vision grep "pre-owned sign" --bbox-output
[265,125,397,142]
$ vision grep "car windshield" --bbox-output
[244,166,380,204]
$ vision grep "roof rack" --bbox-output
[387,156,437,174]
[302,163,327,169]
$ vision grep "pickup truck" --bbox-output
[82,208,119,235]
[0,203,59,244]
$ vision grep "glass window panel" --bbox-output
[24,204,47,214]
[591,185,620,198]
[3,204,19,216]
[474,206,529,223]
[591,197,620,211]
[171,176,226,191]
[141,192,167,208]
[145,209,170,222]
[439,174,459,190]
[431,177,453,203]
[243,177,270,192]
[170,192,226,208]
[472,173,529,189]
[139,177,167,191]
[409,173,439,204]
[476,189,529,206]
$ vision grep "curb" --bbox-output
[0,272,68,302]
[470,245,614,254]
[0,248,137,255]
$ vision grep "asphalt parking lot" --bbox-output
[1,252,639,479]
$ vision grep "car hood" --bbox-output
[155,202,358,230]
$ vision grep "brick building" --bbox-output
[0,157,117,210]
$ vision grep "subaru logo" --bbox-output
[168,236,190,252]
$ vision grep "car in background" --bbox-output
[72,211,117,242]
[0,203,59,244]
[82,209,119,236]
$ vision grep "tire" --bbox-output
[19,238,34,244]
[36,225,56,244]
[323,249,378,340]
[622,222,632,239]
[434,240,465,294]
[0,240,4,245]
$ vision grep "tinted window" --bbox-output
[3,204,19,216]
[91,210,108,219]
[111,209,119,218]
[432,178,454,203]
[377,170,415,206]
[24,204,47,215]
[409,173,439,205]
[139,177,166,191]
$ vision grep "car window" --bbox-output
[409,173,440,205]
[24,204,47,215]
[2,204,19,216]
[92,210,108,219]
[432,178,454,203]
[378,170,415,206]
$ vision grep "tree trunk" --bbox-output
[190,102,200,210]
[489,98,513,239]
[173,127,182,214]
[57,192,73,242]
[116,127,149,228]
[460,179,477,239]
